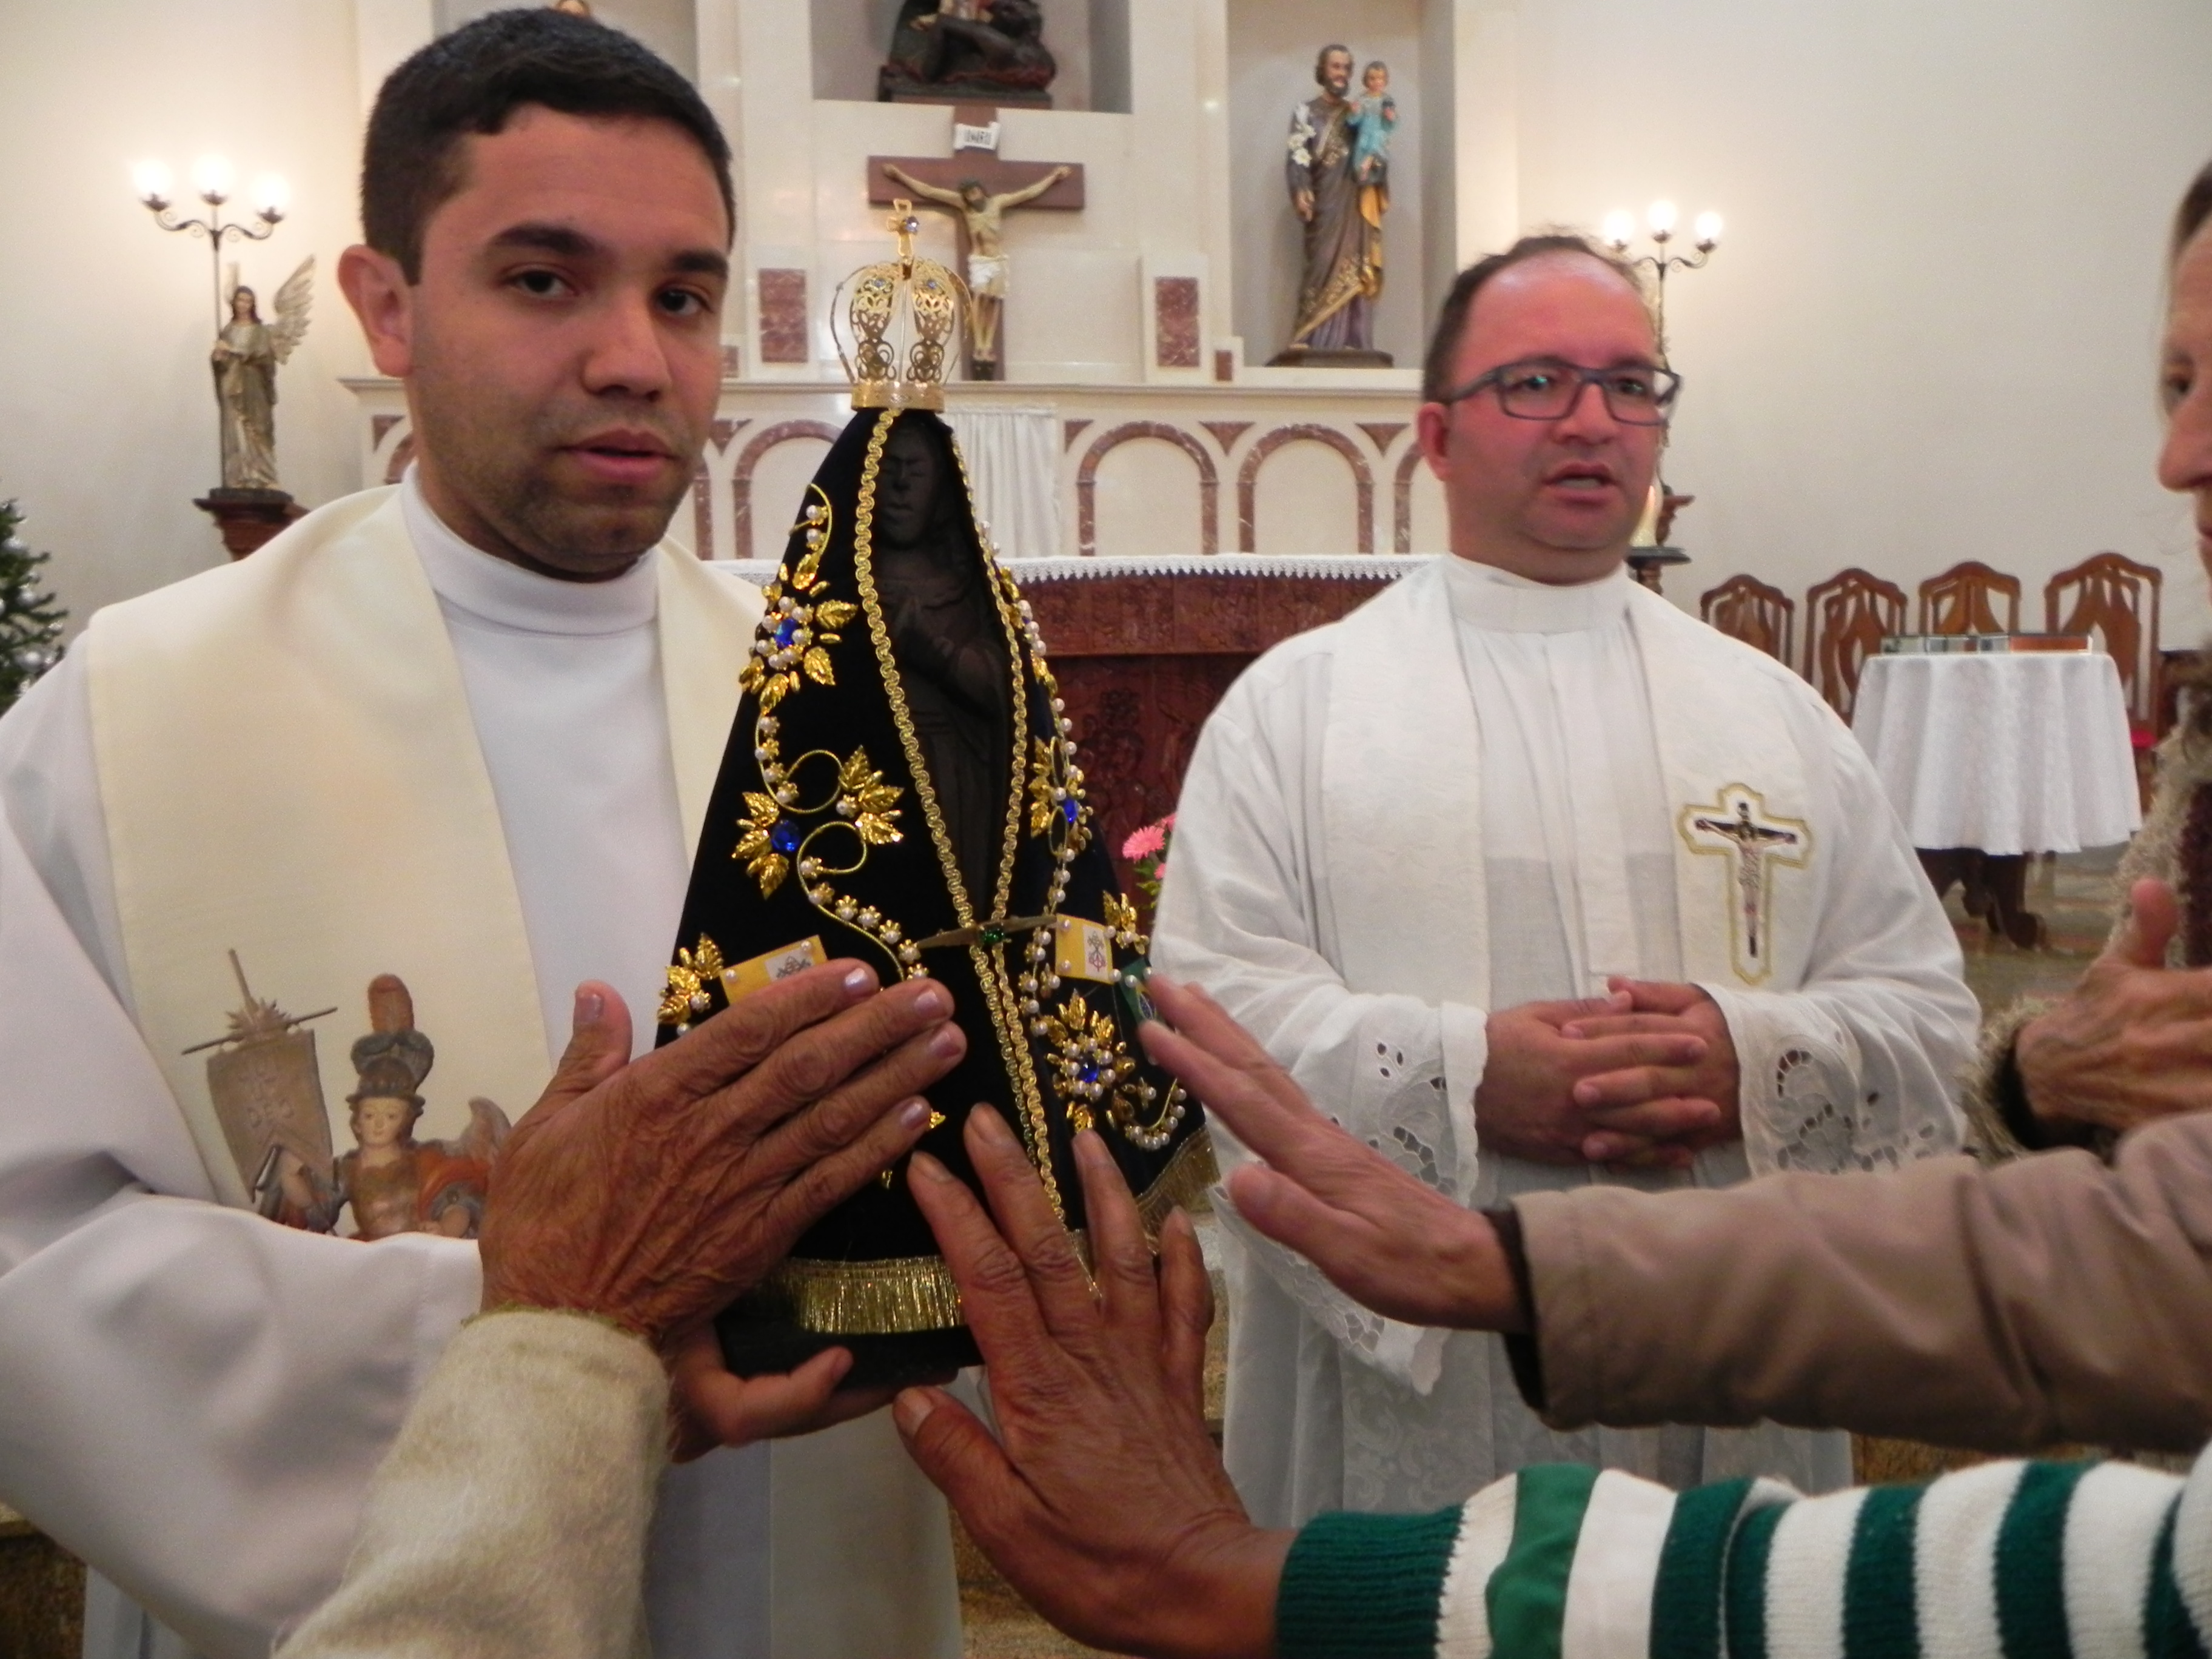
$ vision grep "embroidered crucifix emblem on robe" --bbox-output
[1679,785,1811,984]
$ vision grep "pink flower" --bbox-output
[1122,822,1167,860]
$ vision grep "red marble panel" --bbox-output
[1153,276,1201,369]
[756,269,811,364]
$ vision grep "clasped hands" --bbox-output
[1476,979,1741,1170]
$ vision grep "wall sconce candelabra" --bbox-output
[1601,199,1721,365]
[132,155,290,329]
[1602,200,1721,591]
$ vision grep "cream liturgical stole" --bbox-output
[1321,558,1815,1177]
[82,487,754,1207]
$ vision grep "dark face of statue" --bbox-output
[231,287,259,323]
[876,422,942,550]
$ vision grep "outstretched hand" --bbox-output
[894,1108,1287,1659]
[1139,976,1527,1334]
[2016,878,2212,1136]
[479,963,965,1454]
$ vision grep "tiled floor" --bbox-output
[958,850,2128,1654]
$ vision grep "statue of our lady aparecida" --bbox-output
[658,206,1215,1386]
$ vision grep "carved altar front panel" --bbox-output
[1021,568,1398,893]
[346,378,1446,563]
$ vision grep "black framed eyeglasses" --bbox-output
[1441,357,1682,426]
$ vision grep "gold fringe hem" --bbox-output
[745,1129,1220,1336]
[741,1250,969,1335]
[1135,1127,1219,1236]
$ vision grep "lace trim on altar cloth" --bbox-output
[1708,984,1949,1176]
[717,553,1438,588]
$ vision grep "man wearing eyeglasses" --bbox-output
[1152,234,1977,1522]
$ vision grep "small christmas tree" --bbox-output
[0,495,65,716]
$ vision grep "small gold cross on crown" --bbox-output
[886,199,922,268]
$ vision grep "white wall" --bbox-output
[1506,0,2212,637]
[0,1,372,633]
[1226,0,1432,367]
[7,0,2212,643]
[440,0,699,77]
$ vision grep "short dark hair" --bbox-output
[2176,158,2212,263]
[1419,233,1649,403]
[362,8,734,282]
[1315,44,1352,83]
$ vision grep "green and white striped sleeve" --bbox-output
[1275,1445,2212,1658]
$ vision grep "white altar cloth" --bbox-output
[1851,651,2142,854]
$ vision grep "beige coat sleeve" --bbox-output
[276,1309,668,1659]
[1517,1110,2212,1455]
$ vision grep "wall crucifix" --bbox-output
[869,107,1084,380]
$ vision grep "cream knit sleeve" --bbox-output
[277,1309,669,1659]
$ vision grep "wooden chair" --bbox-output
[1700,574,1795,664]
[1804,567,1906,720]
[1917,560,2021,635]
[2045,551,2162,728]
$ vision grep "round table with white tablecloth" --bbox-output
[1851,650,2142,943]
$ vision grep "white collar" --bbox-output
[401,467,658,638]
[1441,554,1634,635]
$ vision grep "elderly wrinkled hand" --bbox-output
[479,961,965,1449]
[2016,879,2212,1138]
[893,1105,1289,1659]
[1141,976,1527,1335]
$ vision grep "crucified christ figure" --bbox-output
[1690,799,1802,963]
[882,161,1073,378]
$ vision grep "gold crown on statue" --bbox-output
[833,199,967,412]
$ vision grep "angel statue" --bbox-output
[211,257,312,492]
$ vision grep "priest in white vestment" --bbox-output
[0,15,957,1658]
[1154,235,1979,1523]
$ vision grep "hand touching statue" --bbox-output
[480,962,966,1451]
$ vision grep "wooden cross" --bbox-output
[867,106,1084,379]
